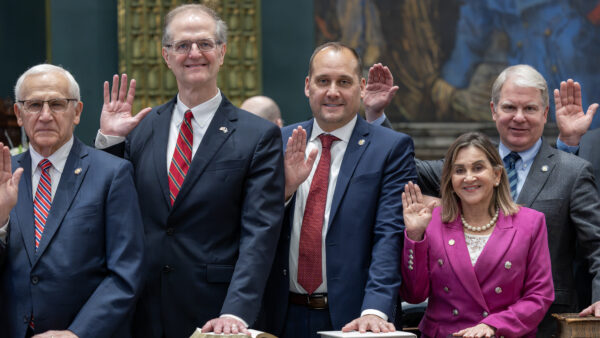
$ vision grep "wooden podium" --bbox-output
[553,313,600,337]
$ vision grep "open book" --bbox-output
[318,331,416,337]
[189,328,277,338]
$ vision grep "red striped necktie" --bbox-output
[298,134,339,294]
[168,110,194,206]
[33,159,52,250]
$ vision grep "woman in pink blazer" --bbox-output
[400,132,554,337]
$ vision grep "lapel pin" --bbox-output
[541,165,548,172]
[448,239,455,246]
[74,168,82,175]
[358,139,365,146]
[219,126,228,133]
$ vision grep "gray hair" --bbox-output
[162,4,228,46]
[14,64,80,101]
[491,64,549,111]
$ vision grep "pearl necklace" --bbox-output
[461,208,499,232]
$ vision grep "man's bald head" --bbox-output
[240,95,283,128]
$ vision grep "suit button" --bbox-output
[283,269,287,276]
[166,228,174,235]
[482,311,488,317]
[408,265,413,270]
[452,309,459,316]
[31,275,39,284]
[444,286,449,293]
[495,287,502,294]
[408,249,414,254]
[438,259,443,266]
[163,265,172,273]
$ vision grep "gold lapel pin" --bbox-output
[358,139,365,146]
[74,168,82,175]
[541,165,548,172]
[448,239,455,246]
[219,126,228,133]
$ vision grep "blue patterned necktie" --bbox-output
[503,152,521,201]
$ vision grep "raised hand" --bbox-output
[100,74,152,137]
[284,126,317,200]
[0,143,24,224]
[363,63,399,122]
[554,79,598,146]
[402,181,435,241]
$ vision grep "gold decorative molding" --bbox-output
[118,0,261,113]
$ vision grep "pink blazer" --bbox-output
[400,207,554,338]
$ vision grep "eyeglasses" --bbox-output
[17,98,78,114]
[165,39,222,54]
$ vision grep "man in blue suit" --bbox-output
[96,4,284,337]
[258,42,416,337]
[0,64,145,338]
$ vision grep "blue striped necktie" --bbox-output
[503,152,521,201]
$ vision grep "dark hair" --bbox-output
[307,42,363,79]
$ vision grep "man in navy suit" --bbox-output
[0,64,145,338]
[96,4,284,337]
[258,42,416,337]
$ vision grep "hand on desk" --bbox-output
[579,300,600,317]
[32,330,78,338]
[202,317,250,336]
[341,314,395,333]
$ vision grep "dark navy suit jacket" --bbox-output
[1,137,145,338]
[106,94,285,338]
[259,116,416,334]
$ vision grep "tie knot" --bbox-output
[504,152,520,166]
[39,159,52,171]
[184,110,194,123]
[319,134,339,149]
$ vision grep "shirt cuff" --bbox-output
[371,113,387,126]
[556,137,579,154]
[0,217,9,243]
[95,130,126,149]
[219,314,248,327]
[360,309,388,322]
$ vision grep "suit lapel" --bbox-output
[328,117,369,227]
[14,152,36,265]
[152,98,176,208]
[473,212,516,282]
[442,219,489,310]
[516,141,555,206]
[172,97,236,211]
[33,139,89,264]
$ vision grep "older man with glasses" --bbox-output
[0,64,145,338]
[95,4,285,338]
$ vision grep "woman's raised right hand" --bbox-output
[402,181,435,241]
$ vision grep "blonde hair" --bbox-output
[440,132,519,222]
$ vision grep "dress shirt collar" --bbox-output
[174,89,222,127]
[498,138,542,166]
[29,136,73,174]
[310,115,358,144]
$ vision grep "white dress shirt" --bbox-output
[289,115,356,295]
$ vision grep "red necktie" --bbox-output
[298,134,339,294]
[33,159,52,250]
[168,110,194,206]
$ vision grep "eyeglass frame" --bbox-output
[16,98,79,114]
[164,38,223,54]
